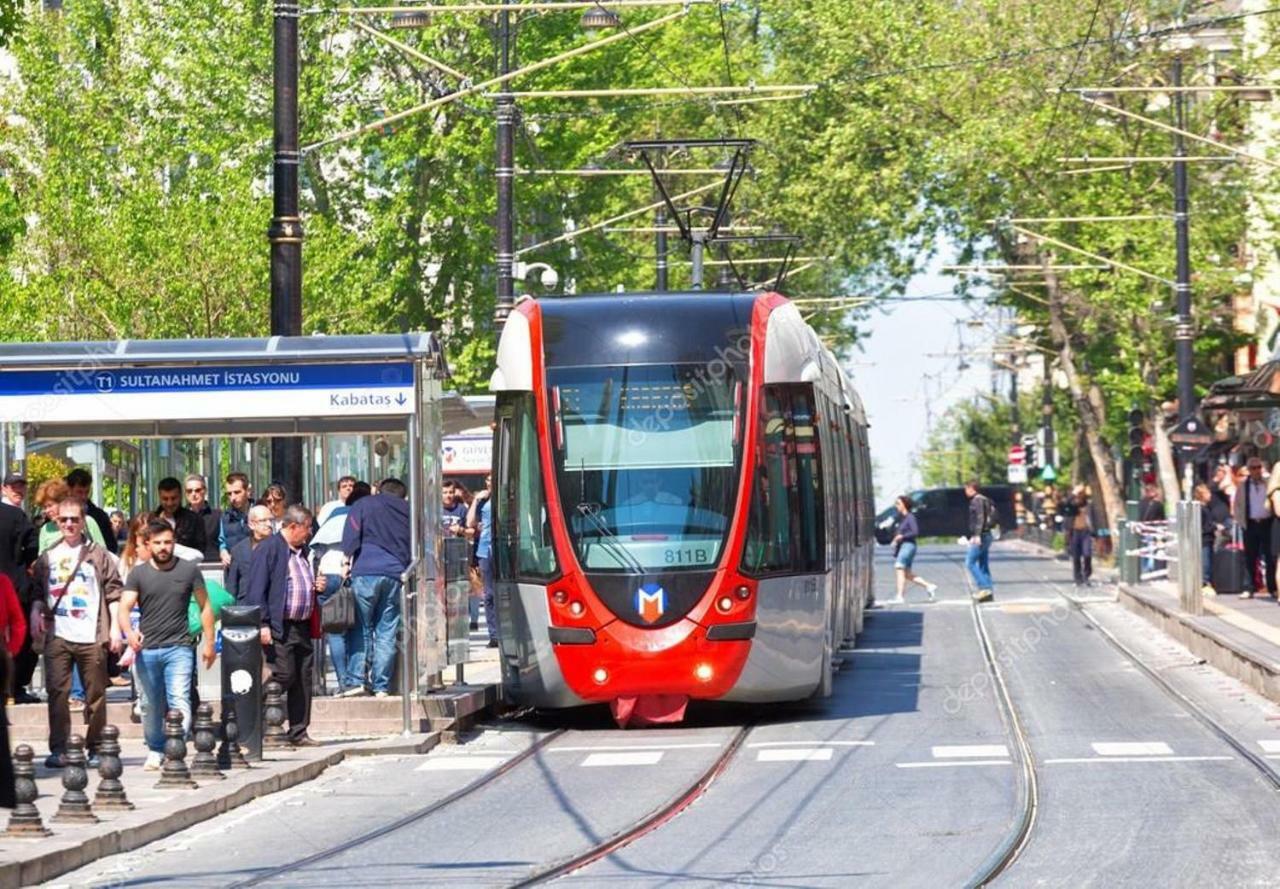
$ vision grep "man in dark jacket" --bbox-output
[65,468,117,556]
[184,474,222,563]
[226,505,274,603]
[0,492,37,702]
[964,479,995,602]
[154,477,206,555]
[247,504,323,746]
[342,478,410,696]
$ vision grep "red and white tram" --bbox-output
[489,291,875,725]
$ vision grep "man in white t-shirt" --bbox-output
[31,499,123,769]
[316,476,356,527]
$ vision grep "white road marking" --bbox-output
[1258,739,1280,754]
[756,748,835,763]
[415,755,508,771]
[549,743,723,753]
[932,744,1009,759]
[1044,756,1233,765]
[895,760,1012,769]
[581,751,665,767]
[747,740,874,748]
[1091,742,1173,757]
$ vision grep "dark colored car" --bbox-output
[875,485,1019,545]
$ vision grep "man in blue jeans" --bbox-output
[467,475,497,647]
[119,521,216,771]
[964,480,995,603]
[342,478,410,697]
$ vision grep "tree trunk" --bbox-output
[1044,267,1126,538]
[1152,408,1181,515]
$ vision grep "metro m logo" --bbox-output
[635,583,666,624]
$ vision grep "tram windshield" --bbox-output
[549,364,739,573]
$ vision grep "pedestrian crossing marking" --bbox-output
[756,748,835,762]
[748,740,873,748]
[1257,739,1280,754]
[581,751,664,767]
[932,744,1009,759]
[1044,756,1232,765]
[896,760,1012,769]
[1091,742,1172,757]
[415,755,508,772]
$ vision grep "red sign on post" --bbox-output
[1008,445,1026,465]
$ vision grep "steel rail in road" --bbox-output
[509,723,752,886]
[226,728,569,888]
[1039,574,1280,792]
[943,550,1041,888]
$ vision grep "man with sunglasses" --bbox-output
[30,499,122,768]
[183,474,221,563]
[154,477,206,555]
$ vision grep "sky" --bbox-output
[852,251,998,509]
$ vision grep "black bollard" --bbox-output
[92,725,134,811]
[52,735,98,824]
[262,680,289,750]
[220,702,251,770]
[189,703,225,780]
[4,745,51,837]
[156,709,198,789]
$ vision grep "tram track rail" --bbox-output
[227,728,568,888]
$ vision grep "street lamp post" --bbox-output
[494,0,516,336]
[1172,54,1195,422]
[269,0,304,501]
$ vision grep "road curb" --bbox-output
[1117,583,1280,706]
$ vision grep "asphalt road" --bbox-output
[51,543,1280,888]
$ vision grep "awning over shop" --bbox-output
[1202,361,1280,412]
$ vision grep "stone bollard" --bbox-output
[262,680,289,750]
[156,709,198,789]
[220,702,251,770]
[52,735,98,824]
[92,725,134,811]
[189,703,225,780]
[4,745,51,836]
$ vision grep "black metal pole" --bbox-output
[655,200,668,291]
[1008,311,1020,443]
[268,0,303,503]
[494,0,515,337]
[1041,352,1055,470]
[1173,54,1194,422]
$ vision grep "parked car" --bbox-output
[874,485,1019,545]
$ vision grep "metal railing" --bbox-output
[1119,502,1202,617]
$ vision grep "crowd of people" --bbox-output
[0,464,492,772]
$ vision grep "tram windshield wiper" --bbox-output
[575,502,645,573]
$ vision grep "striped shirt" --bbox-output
[285,546,314,621]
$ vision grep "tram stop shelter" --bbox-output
[0,333,470,730]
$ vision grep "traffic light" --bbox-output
[1021,434,1037,469]
[1126,408,1145,465]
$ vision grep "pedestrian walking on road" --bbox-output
[1196,483,1231,595]
[1233,457,1274,599]
[342,479,410,695]
[889,495,937,604]
[248,505,324,745]
[119,520,216,770]
[1061,485,1095,586]
[963,479,995,602]
[31,499,122,768]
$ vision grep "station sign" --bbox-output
[0,362,416,423]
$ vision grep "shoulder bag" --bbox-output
[321,577,356,633]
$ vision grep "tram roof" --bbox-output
[0,332,445,371]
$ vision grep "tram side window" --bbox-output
[494,392,559,582]
[741,384,826,576]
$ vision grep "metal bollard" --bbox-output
[1178,500,1204,616]
[219,704,251,770]
[52,735,98,824]
[5,745,51,836]
[262,680,290,749]
[93,725,134,811]
[156,710,198,789]
[189,703,226,780]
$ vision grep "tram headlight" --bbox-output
[593,667,609,684]
[552,590,568,606]
[734,584,751,600]
[716,596,734,613]
[570,600,585,617]
[694,663,714,682]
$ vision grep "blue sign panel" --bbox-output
[0,362,413,396]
